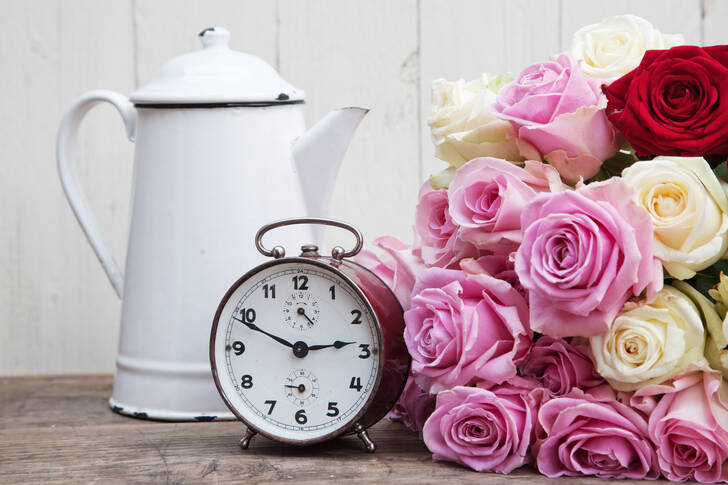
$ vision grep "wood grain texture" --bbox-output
[560,0,703,47]
[278,0,421,246]
[704,0,728,44]
[0,374,683,484]
[2,1,726,375]
[0,0,135,376]
[133,0,277,85]
[418,0,561,183]
[0,1,278,377]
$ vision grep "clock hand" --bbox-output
[284,384,306,392]
[232,316,294,348]
[308,340,356,351]
[296,307,316,326]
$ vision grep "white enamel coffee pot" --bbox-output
[56,27,368,421]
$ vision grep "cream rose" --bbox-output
[570,14,684,83]
[709,272,728,319]
[428,74,522,188]
[702,276,728,376]
[590,286,705,391]
[621,157,728,280]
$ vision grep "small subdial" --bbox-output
[284,369,320,407]
[283,292,320,331]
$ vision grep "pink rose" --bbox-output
[404,267,531,393]
[387,372,436,436]
[515,178,662,337]
[494,54,620,183]
[413,181,478,268]
[636,363,728,483]
[519,336,604,395]
[625,392,659,418]
[536,389,659,479]
[447,158,564,251]
[460,254,526,300]
[422,384,539,473]
[353,235,425,308]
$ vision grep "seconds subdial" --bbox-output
[283,292,320,331]
[285,369,320,407]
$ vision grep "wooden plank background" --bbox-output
[0,0,722,375]
[0,374,670,484]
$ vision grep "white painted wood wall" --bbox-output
[1,0,723,375]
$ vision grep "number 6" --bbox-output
[295,409,307,424]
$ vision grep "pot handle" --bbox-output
[56,90,136,298]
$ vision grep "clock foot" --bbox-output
[353,422,376,453]
[239,428,257,450]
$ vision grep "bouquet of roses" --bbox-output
[357,14,728,482]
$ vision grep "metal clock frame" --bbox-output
[210,219,393,452]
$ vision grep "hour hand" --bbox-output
[308,340,356,351]
[232,316,294,348]
[297,307,316,326]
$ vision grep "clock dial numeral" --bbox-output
[329,285,336,300]
[232,341,245,355]
[358,344,370,359]
[264,400,276,415]
[350,309,362,325]
[262,284,276,299]
[292,275,309,291]
[241,374,253,389]
[326,402,339,417]
[349,376,363,392]
[295,409,307,424]
[240,308,256,323]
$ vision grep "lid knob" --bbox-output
[129,26,304,104]
[199,27,230,49]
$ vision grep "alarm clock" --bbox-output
[210,218,410,452]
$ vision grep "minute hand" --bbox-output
[308,341,356,351]
[232,316,294,348]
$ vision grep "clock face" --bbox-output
[211,259,382,443]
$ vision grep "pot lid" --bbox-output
[129,27,305,105]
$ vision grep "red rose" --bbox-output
[603,45,728,162]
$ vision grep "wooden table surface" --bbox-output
[0,375,672,484]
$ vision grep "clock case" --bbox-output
[210,245,411,452]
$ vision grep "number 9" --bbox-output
[232,341,245,355]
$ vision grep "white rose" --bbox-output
[621,156,728,280]
[428,74,522,183]
[590,286,705,391]
[570,14,684,83]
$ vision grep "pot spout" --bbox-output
[292,107,369,219]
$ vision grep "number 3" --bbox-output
[358,344,370,359]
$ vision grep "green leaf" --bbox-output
[585,146,639,184]
[602,149,639,177]
[714,161,728,183]
[685,259,728,299]
[585,168,610,184]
